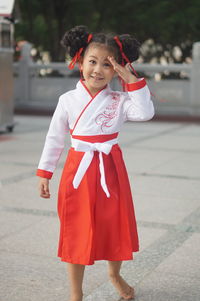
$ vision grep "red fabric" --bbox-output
[57,143,139,265]
[114,36,138,77]
[126,78,146,91]
[36,169,53,179]
[114,36,139,92]
[70,132,119,142]
[68,34,93,70]
[68,48,84,70]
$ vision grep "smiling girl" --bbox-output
[36,25,154,301]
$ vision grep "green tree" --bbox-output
[14,0,200,62]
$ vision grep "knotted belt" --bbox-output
[71,137,118,198]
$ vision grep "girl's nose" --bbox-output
[94,64,102,73]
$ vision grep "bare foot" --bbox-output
[109,274,135,300]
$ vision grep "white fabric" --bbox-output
[71,138,118,197]
[37,79,155,175]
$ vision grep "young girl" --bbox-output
[37,25,154,301]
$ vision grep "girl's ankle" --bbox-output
[69,292,83,301]
[109,273,121,280]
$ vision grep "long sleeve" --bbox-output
[123,78,155,122]
[36,95,69,179]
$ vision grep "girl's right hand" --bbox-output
[107,56,138,84]
[38,178,50,198]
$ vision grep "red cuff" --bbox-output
[126,78,146,91]
[36,169,53,179]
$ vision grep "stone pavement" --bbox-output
[0,115,200,301]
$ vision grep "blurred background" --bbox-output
[1,0,200,132]
[13,0,199,64]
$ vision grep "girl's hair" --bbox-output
[61,25,140,64]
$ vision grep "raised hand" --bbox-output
[107,56,138,84]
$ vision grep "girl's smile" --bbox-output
[90,75,104,81]
[80,44,115,96]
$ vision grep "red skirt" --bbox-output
[57,143,139,265]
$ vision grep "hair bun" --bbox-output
[118,34,140,62]
[61,25,89,58]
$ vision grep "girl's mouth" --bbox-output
[91,75,104,81]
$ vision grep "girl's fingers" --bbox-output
[115,67,128,81]
[40,191,50,198]
[39,183,50,198]
[107,56,122,70]
[43,184,50,196]
[108,56,130,79]
[108,56,137,83]
[115,66,126,75]
[44,184,49,194]
[125,62,131,71]
[108,56,129,72]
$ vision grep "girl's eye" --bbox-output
[104,63,111,68]
[89,60,96,64]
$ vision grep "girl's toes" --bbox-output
[121,286,135,300]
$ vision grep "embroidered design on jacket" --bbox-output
[95,93,121,132]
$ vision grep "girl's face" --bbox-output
[80,44,116,96]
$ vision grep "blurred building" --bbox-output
[0,0,15,132]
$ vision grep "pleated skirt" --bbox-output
[57,144,139,265]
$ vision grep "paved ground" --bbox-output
[0,115,200,301]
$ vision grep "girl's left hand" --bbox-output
[108,56,138,84]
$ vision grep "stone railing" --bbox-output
[13,42,200,117]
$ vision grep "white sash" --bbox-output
[71,137,118,198]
